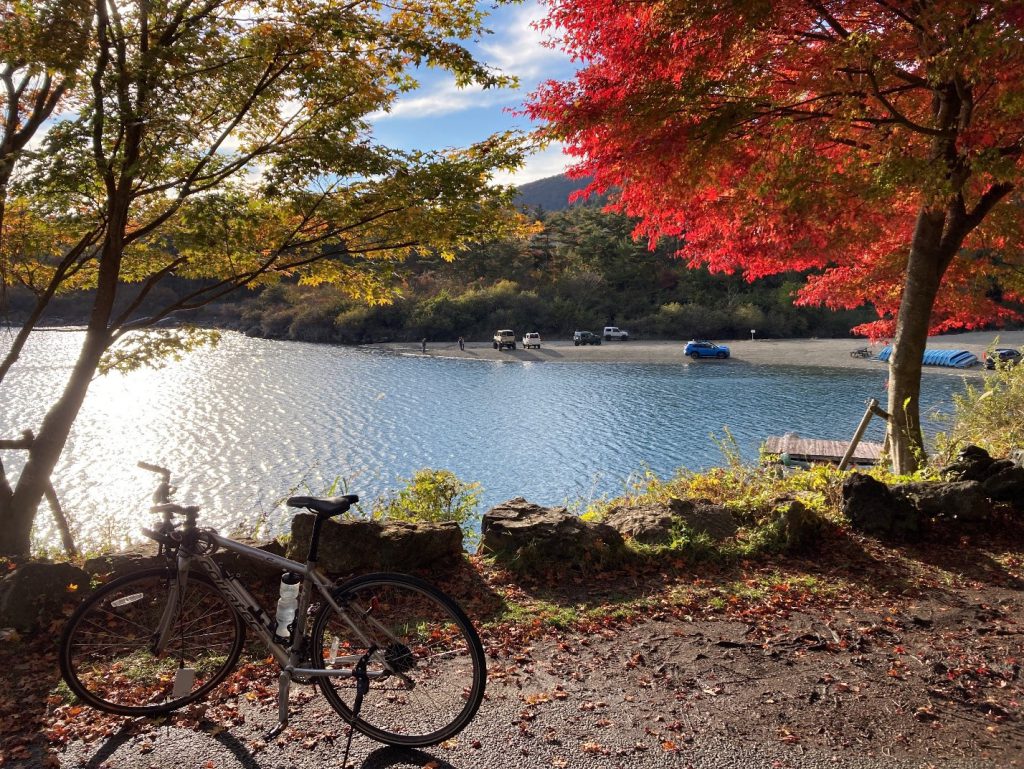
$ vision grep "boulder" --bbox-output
[0,561,89,631]
[84,546,164,579]
[213,538,288,581]
[981,466,1024,508]
[940,445,995,483]
[986,459,1017,478]
[479,498,626,569]
[842,473,920,540]
[674,499,741,541]
[289,514,463,575]
[893,480,992,524]
[602,503,676,545]
[602,499,740,545]
[765,499,825,553]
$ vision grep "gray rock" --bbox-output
[0,561,89,631]
[602,499,739,545]
[842,473,920,540]
[986,459,1017,477]
[213,538,288,580]
[981,466,1024,508]
[602,503,676,544]
[288,514,463,575]
[675,499,741,541]
[84,546,164,579]
[767,499,825,553]
[479,497,626,570]
[893,480,992,523]
[85,539,286,583]
[941,445,995,482]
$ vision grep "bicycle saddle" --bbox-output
[286,494,359,517]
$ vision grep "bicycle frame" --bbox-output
[153,530,397,725]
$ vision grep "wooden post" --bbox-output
[0,430,78,557]
[839,398,888,471]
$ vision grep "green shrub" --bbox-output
[738,501,829,555]
[934,347,1024,461]
[372,469,482,534]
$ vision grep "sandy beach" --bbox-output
[373,329,1024,376]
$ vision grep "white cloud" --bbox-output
[370,0,572,123]
[478,1,570,80]
[369,79,510,121]
[493,142,574,186]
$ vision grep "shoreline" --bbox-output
[370,329,1024,376]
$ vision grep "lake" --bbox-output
[0,329,968,552]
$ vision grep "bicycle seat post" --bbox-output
[274,510,332,729]
[272,493,358,731]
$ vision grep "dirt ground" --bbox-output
[3,526,1023,769]
[376,329,1024,377]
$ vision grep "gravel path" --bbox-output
[51,601,1023,769]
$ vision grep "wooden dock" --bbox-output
[764,433,884,466]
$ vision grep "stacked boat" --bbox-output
[875,346,979,368]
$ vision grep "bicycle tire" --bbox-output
[311,572,486,747]
[59,566,245,716]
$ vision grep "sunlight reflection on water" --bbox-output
[0,329,966,552]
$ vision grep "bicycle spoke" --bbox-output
[312,574,484,747]
[60,569,244,716]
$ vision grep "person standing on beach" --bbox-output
[421,338,427,353]
[458,336,465,351]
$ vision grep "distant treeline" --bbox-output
[5,206,874,342]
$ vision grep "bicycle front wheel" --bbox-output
[311,573,486,747]
[59,566,245,716]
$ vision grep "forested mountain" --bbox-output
[204,206,874,343]
[5,205,876,343]
[514,174,592,212]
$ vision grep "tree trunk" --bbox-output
[0,327,110,556]
[0,198,126,555]
[887,207,945,475]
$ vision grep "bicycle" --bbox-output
[58,462,486,748]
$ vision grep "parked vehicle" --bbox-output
[984,347,1021,369]
[684,340,730,359]
[573,330,602,346]
[603,326,629,341]
[522,332,541,349]
[492,330,516,350]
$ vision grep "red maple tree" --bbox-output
[527,0,1024,471]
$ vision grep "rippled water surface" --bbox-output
[1,330,967,550]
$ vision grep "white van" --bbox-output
[603,326,629,341]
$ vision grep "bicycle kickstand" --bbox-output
[278,669,291,727]
[261,669,292,739]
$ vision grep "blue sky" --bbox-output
[368,0,577,186]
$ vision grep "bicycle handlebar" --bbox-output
[138,461,172,504]
[138,461,170,477]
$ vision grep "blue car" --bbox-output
[684,340,730,360]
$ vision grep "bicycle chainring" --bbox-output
[384,643,416,674]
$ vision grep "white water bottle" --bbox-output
[274,572,301,639]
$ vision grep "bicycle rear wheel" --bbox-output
[311,573,486,747]
[59,566,245,716]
